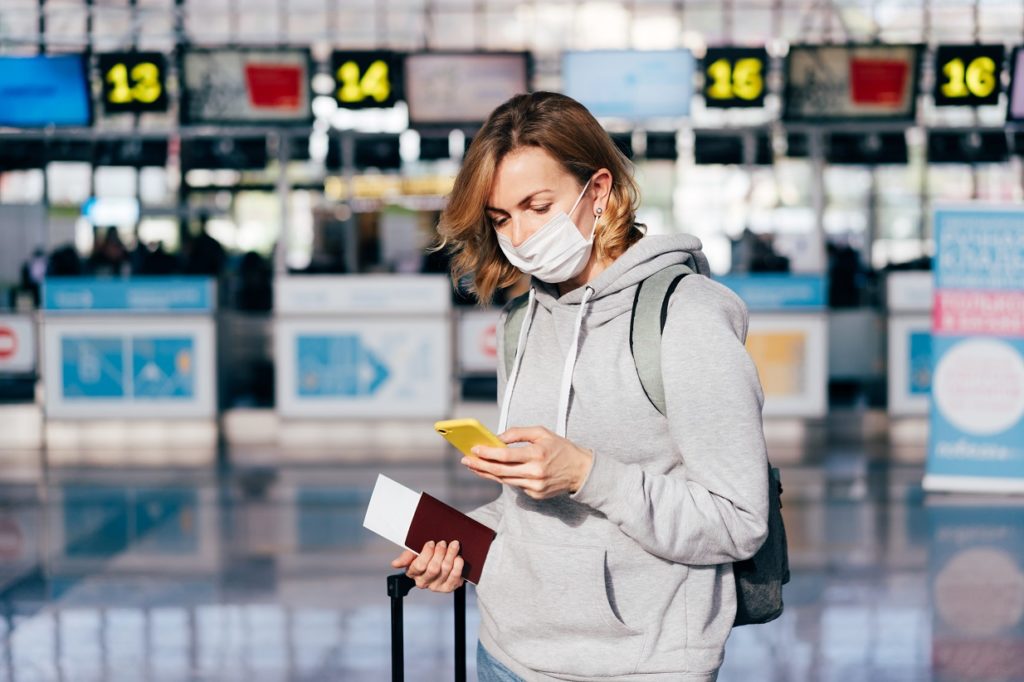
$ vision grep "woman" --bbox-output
[392,92,769,681]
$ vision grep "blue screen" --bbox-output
[562,50,695,120]
[0,54,92,127]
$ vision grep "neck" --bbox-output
[557,250,609,297]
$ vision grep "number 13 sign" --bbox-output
[99,52,168,114]
[331,51,402,109]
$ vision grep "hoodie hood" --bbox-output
[533,233,711,309]
[498,233,711,437]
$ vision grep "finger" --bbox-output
[497,478,549,496]
[425,541,447,581]
[432,541,459,587]
[469,444,531,463]
[499,426,550,445]
[463,456,537,480]
[390,549,416,568]
[465,467,504,485]
[407,541,434,577]
[441,556,465,591]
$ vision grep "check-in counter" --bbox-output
[41,277,217,421]
[716,274,828,419]
[886,271,933,417]
[273,275,452,420]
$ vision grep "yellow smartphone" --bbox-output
[434,418,506,457]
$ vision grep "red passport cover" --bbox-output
[404,493,496,585]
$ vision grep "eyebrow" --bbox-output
[485,189,553,214]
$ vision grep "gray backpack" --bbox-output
[503,264,790,626]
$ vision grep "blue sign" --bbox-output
[62,335,195,401]
[716,274,827,311]
[0,54,92,128]
[908,331,932,396]
[44,277,215,313]
[132,337,195,399]
[935,208,1024,291]
[927,205,1024,493]
[62,337,125,399]
[297,335,390,397]
[563,50,695,120]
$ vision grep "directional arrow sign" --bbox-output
[297,335,391,397]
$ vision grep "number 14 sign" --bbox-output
[331,51,403,109]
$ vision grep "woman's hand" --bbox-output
[391,541,465,592]
[463,426,594,500]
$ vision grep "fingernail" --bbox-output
[470,447,480,456]
[460,457,469,466]
[452,541,460,551]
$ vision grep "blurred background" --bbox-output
[1,1,1023,680]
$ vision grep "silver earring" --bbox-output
[596,207,603,216]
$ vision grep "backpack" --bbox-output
[502,264,791,626]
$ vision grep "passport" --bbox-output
[363,474,496,584]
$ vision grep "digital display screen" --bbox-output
[404,52,529,126]
[0,54,92,127]
[98,52,169,114]
[333,50,402,109]
[563,50,695,120]
[181,49,312,124]
[933,45,1003,107]
[784,45,921,121]
[1008,48,1024,121]
[703,47,769,108]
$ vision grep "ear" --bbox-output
[590,168,613,215]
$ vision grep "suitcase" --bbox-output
[388,572,467,682]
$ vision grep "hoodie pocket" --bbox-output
[476,535,646,676]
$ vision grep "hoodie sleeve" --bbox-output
[466,303,512,529]
[570,277,769,565]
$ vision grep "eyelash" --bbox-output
[490,205,551,228]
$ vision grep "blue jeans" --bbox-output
[477,641,524,682]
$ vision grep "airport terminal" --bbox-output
[0,1,1023,680]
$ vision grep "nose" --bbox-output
[508,217,529,248]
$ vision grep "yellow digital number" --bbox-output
[106,61,162,105]
[706,58,733,100]
[733,58,764,101]
[337,59,390,104]
[941,56,997,99]
[707,57,763,102]
[131,62,162,103]
[106,63,133,104]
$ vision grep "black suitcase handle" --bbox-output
[388,572,467,682]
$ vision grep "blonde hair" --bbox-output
[437,92,645,305]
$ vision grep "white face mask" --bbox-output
[495,179,599,284]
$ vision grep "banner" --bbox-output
[925,205,1024,494]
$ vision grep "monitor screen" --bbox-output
[0,54,92,127]
[1008,47,1024,121]
[563,50,695,120]
[181,49,312,124]
[404,52,529,126]
[784,45,920,122]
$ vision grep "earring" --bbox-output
[596,207,603,216]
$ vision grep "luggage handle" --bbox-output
[388,572,467,682]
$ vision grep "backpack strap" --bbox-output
[630,264,694,416]
[502,292,531,379]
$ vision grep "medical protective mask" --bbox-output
[496,179,601,284]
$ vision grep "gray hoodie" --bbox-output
[469,234,770,681]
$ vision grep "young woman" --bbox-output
[391,91,769,682]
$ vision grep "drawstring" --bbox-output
[498,288,536,433]
[556,286,593,437]
[499,285,594,439]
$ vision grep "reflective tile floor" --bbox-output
[0,446,1022,682]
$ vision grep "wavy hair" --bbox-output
[436,91,645,305]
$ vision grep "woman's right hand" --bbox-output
[391,540,465,592]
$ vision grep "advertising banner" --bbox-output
[925,205,1024,494]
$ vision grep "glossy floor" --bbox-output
[0,447,1021,682]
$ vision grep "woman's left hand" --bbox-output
[463,426,594,500]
